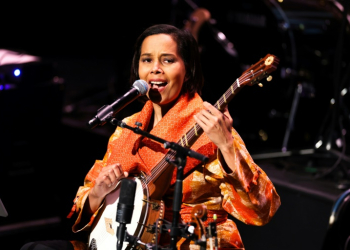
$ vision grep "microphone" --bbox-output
[88,79,148,129]
[116,178,137,250]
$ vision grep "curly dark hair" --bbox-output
[129,24,204,99]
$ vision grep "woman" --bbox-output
[22,24,281,250]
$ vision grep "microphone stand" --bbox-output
[166,142,186,250]
[110,118,209,250]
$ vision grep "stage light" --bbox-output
[0,49,54,87]
[14,69,21,77]
[217,32,226,40]
[341,88,347,96]
[0,62,54,87]
[315,140,323,148]
[0,83,16,91]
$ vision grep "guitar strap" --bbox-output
[104,93,217,184]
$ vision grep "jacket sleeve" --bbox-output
[67,116,134,232]
[217,127,281,226]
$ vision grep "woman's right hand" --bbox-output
[88,163,129,213]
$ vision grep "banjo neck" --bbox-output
[145,54,279,199]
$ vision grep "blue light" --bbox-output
[14,69,21,77]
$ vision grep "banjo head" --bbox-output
[88,176,164,250]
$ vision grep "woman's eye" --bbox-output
[141,58,151,63]
[163,58,174,63]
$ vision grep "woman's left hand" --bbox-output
[194,101,234,150]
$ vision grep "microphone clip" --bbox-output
[124,230,143,248]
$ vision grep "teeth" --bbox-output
[150,81,166,85]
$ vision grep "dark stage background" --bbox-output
[1,0,350,249]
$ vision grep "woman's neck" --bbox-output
[151,103,168,127]
[150,97,180,129]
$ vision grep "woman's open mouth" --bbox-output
[150,81,168,91]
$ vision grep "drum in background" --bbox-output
[188,0,350,153]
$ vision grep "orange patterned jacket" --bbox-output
[68,93,281,249]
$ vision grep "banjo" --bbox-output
[88,54,279,250]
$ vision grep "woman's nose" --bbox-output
[151,61,163,74]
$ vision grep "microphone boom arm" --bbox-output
[87,80,149,129]
[112,119,209,164]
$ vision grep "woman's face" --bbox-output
[138,34,186,106]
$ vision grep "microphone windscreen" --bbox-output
[133,80,148,95]
[119,178,137,205]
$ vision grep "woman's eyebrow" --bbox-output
[140,53,152,57]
